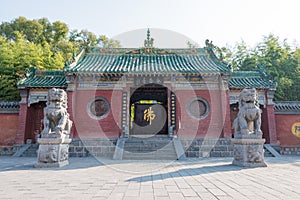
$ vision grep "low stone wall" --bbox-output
[181,138,234,157]
[69,138,117,157]
[0,146,14,156]
[280,147,300,155]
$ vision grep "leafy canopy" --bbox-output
[223,34,300,101]
[0,17,120,101]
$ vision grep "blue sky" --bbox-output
[0,0,299,48]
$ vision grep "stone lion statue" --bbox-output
[233,88,262,135]
[41,88,72,138]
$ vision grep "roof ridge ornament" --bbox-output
[144,28,154,48]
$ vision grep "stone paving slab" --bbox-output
[0,156,300,199]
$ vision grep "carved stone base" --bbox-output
[35,138,72,168]
[232,137,267,168]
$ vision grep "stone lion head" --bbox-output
[238,88,259,109]
[48,88,67,108]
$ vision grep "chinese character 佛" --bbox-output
[144,107,155,125]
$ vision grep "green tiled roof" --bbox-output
[274,101,300,113]
[229,71,276,89]
[0,101,19,113]
[18,68,67,88]
[66,47,230,74]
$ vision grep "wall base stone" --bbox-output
[69,138,118,158]
[280,146,300,155]
[180,138,234,158]
[0,146,14,156]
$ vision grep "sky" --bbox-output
[0,0,299,48]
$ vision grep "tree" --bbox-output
[222,41,257,71]
[0,16,120,100]
[0,17,77,63]
[70,29,99,47]
[0,33,65,100]
[224,34,300,101]
[99,35,121,48]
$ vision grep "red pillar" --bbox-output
[219,75,232,138]
[67,91,76,138]
[66,74,77,138]
[222,90,232,138]
[263,89,278,144]
[265,105,278,144]
[15,89,28,144]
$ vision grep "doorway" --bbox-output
[130,85,168,135]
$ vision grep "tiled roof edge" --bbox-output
[0,101,20,113]
[274,101,300,114]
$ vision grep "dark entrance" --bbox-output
[130,85,168,135]
[25,102,46,143]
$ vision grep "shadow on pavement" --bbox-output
[126,164,243,183]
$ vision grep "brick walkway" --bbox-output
[0,156,300,200]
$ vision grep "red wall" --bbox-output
[176,90,229,138]
[0,113,19,146]
[72,90,122,138]
[275,114,300,146]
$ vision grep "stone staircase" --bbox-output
[264,144,281,157]
[22,144,38,157]
[11,138,281,159]
[264,146,274,157]
[122,136,178,160]
[16,144,38,157]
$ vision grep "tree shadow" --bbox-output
[126,164,243,183]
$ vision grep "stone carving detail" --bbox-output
[38,146,58,163]
[35,88,72,168]
[247,145,263,163]
[41,88,72,139]
[232,88,267,168]
[233,88,262,136]
[233,146,242,161]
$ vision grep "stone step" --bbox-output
[123,152,177,160]
[12,144,31,157]
[21,145,38,157]
[264,144,281,157]
[124,141,173,145]
[122,156,177,160]
[124,144,174,151]
[124,148,175,154]
[122,137,177,160]
[264,147,274,157]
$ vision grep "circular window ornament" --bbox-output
[87,97,110,120]
[187,97,210,120]
[291,122,300,138]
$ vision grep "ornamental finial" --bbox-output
[144,28,154,47]
[147,28,150,41]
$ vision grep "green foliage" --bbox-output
[0,16,120,100]
[0,75,19,101]
[224,34,300,101]
[99,35,121,48]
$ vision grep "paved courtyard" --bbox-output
[0,156,300,200]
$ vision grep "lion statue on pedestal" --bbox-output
[41,88,72,138]
[233,88,262,135]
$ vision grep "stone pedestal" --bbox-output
[232,135,267,168]
[35,137,72,168]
